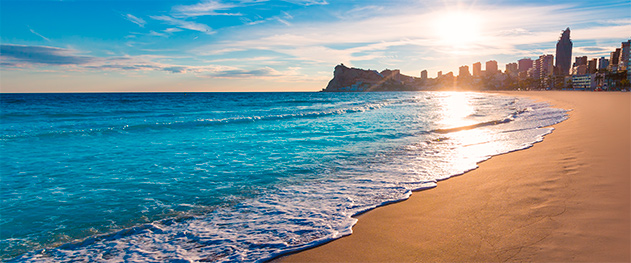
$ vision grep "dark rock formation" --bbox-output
[322,64,420,92]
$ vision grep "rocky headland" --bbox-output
[322,64,421,92]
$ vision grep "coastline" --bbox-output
[277,91,630,262]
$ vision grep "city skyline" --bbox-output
[1,0,630,93]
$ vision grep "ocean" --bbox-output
[0,91,567,262]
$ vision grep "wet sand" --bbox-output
[277,91,630,262]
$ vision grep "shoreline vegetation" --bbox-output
[277,91,630,262]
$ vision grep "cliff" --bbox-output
[322,64,420,92]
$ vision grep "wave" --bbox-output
[432,118,513,134]
[1,99,405,140]
[432,108,531,134]
[3,93,569,262]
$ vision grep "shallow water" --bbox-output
[0,91,567,262]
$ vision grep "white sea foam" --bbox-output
[3,92,567,262]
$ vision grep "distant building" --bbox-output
[588,58,598,74]
[518,58,533,73]
[620,40,630,70]
[572,65,587,75]
[485,60,498,76]
[609,48,621,71]
[598,57,609,70]
[458,65,471,77]
[472,62,482,77]
[574,56,588,67]
[555,28,573,76]
[437,71,442,78]
[537,54,554,88]
[420,70,428,80]
[571,74,594,90]
[505,63,518,75]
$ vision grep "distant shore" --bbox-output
[276,91,630,262]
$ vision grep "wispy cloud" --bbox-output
[282,0,328,6]
[192,2,629,75]
[124,14,146,27]
[0,44,289,79]
[173,0,241,17]
[1,44,92,65]
[148,30,168,37]
[209,67,281,78]
[150,15,214,34]
[28,27,51,42]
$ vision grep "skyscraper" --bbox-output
[588,58,598,74]
[459,65,470,77]
[505,63,518,75]
[518,58,533,72]
[485,60,498,75]
[555,27,572,75]
[598,57,609,70]
[536,54,554,88]
[619,40,630,70]
[574,56,587,67]
[420,70,428,80]
[472,62,481,77]
[609,48,621,70]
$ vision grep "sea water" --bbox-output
[0,92,567,262]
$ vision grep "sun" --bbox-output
[432,11,482,46]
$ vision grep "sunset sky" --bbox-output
[1,0,630,92]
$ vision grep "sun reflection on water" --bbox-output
[438,92,475,129]
[431,92,509,177]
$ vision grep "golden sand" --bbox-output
[278,91,630,262]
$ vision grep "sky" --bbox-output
[1,0,630,93]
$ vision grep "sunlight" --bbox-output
[432,11,482,46]
[438,92,475,129]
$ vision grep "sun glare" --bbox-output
[439,92,475,128]
[433,11,482,46]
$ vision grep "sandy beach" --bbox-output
[278,91,630,262]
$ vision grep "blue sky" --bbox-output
[1,0,629,92]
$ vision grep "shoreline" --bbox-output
[277,91,630,262]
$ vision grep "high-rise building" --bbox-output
[610,48,621,65]
[572,65,587,75]
[485,60,498,75]
[437,71,442,78]
[598,57,609,70]
[574,56,588,66]
[458,65,470,77]
[539,55,554,77]
[518,58,533,72]
[537,54,554,88]
[619,40,630,70]
[420,70,428,80]
[555,28,572,75]
[505,63,518,75]
[588,58,598,74]
[472,62,481,77]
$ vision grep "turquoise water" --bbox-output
[1,92,567,262]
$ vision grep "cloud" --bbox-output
[124,14,146,27]
[164,28,183,33]
[148,30,168,37]
[0,44,200,74]
[0,44,93,65]
[150,15,214,34]
[209,67,281,78]
[28,28,51,42]
[191,1,630,77]
[282,0,328,6]
[162,66,187,73]
[173,0,241,17]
